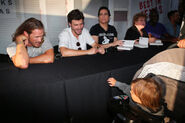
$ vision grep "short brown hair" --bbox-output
[67,9,84,24]
[132,12,146,26]
[131,78,162,112]
[12,18,44,41]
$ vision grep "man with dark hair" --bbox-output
[59,9,105,57]
[90,7,122,52]
[165,10,180,38]
[144,9,178,42]
[7,17,54,69]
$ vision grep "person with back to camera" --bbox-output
[6,18,54,69]
[124,12,156,43]
[107,76,166,122]
[58,9,105,57]
[90,6,123,52]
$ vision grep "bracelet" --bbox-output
[16,40,24,45]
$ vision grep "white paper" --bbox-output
[150,40,163,46]
[134,37,149,48]
[139,37,149,46]
[117,46,133,50]
[123,40,135,48]
[117,40,135,50]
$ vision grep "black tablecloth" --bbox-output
[0,44,171,123]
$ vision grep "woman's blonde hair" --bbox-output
[132,12,147,26]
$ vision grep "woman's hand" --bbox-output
[113,40,123,46]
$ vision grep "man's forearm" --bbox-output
[101,43,113,49]
[12,40,29,69]
[29,49,54,63]
[61,49,90,57]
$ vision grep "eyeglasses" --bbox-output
[76,42,81,50]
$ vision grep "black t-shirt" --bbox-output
[124,26,148,40]
[90,24,117,44]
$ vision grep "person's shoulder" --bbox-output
[7,42,16,48]
[6,42,16,57]
[62,27,70,33]
[108,24,115,28]
[92,23,99,27]
[145,22,151,27]
[90,24,100,30]
[58,28,71,36]
[82,28,90,33]
[127,26,136,31]
[157,22,165,27]
[42,37,52,44]
[108,24,116,30]
[90,24,100,35]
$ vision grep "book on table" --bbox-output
[149,40,163,46]
[117,40,135,51]
[134,37,149,48]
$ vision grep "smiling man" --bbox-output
[58,9,105,57]
[7,18,54,69]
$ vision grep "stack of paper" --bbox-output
[150,40,163,46]
[117,40,135,51]
[134,37,148,48]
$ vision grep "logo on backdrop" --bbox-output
[0,0,16,18]
[139,0,163,17]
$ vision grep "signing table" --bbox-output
[0,43,171,123]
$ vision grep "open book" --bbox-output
[134,37,148,48]
[117,40,135,51]
[149,40,163,46]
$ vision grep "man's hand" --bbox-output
[113,40,123,46]
[16,34,28,46]
[134,39,139,44]
[87,47,98,55]
[149,37,157,43]
[177,39,185,48]
[97,47,105,54]
[12,34,29,69]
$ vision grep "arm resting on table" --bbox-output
[29,48,54,64]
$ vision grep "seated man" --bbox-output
[165,10,181,38]
[144,9,178,42]
[7,18,54,69]
[90,6,123,52]
[59,9,105,57]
